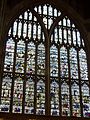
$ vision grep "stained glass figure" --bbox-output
[27,42,35,74]
[79,49,88,80]
[15,40,25,73]
[70,48,78,79]
[4,38,15,72]
[25,76,34,114]
[71,82,81,117]
[82,84,90,117]
[0,73,12,112]
[37,43,45,75]
[50,45,58,77]
[60,46,68,78]
[50,80,59,116]
[61,81,70,116]
[13,74,23,113]
[36,80,45,115]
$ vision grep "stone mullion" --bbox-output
[0,0,7,105]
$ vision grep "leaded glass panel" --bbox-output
[4,38,15,72]
[36,79,45,115]
[50,80,59,116]
[71,82,81,117]
[15,40,25,73]
[50,45,58,77]
[37,43,45,75]
[61,81,70,116]
[79,49,88,80]
[60,46,68,78]
[0,73,12,112]
[25,76,35,114]
[27,42,35,74]
[13,74,23,113]
[70,48,78,79]
[82,84,90,117]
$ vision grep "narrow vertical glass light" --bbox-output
[60,46,68,78]
[50,45,58,77]
[71,82,81,117]
[0,73,12,112]
[25,76,34,114]
[37,43,45,75]
[82,84,90,117]
[36,80,45,115]
[18,21,22,38]
[70,48,78,79]
[50,80,59,116]
[23,22,27,38]
[13,21,17,37]
[79,49,88,80]
[15,40,25,73]
[28,23,31,39]
[13,74,23,113]
[61,82,70,116]
[27,42,35,74]
[4,38,15,72]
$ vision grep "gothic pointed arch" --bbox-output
[0,1,90,120]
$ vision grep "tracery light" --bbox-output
[0,3,90,118]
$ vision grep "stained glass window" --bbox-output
[0,3,90,118]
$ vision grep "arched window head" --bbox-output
[0,3,90,118]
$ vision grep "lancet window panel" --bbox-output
[61,81,70,116]
[37,43,45,76]
[50,45,58,77]
[82,83,90,117]
[0,73,12,112]
[12,74,23,113]
[71,82,81,117]
[36,78,45,115]
[25,75,35,114]
[0,3,90,119]
[60,46,68,78]
[50,79,59,116]
[4,38,15,72]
